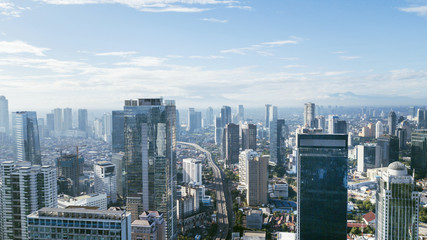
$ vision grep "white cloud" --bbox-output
[0,1,30,17]
[115,56,167,67]
[34,0,245,13]
[0,41,49,56]
[332,51,346,54]
[226,5,252,10]
[280,57,299,61]
[324,71,350,76]
[189,55,224,59]
[340,56,361,60]
[284,64,304,68]
[261,40,298,45]
[399,5,427,16]
[95,51,138,57]
[201,17,228,23]
[0,57,90,73]
[221,37,303,56]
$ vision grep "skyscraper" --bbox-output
[376,162,420,240]
[376,135,399,168]
[265,104,271,128]
[327,115,338,134]
[78,109,88,133]
[46,113,54,132]
[103,112,112,142]
[182,158,202,186]
[297,133,348,240]
[222,123,240,168]
[112,110,125,153]
[411,129,427,175]
[214,116,222,146]
[94,161,117,204]
[221,105,232,127]
[316,115,326,132]
[238,104,245,122]
[376,121,384,138]
[270,119,287,164]
[388,111,397,135]
[57,152,84,197]
[0,161,57,240]
[0,96,9,135]
[417,108,426,129]
[187,108,201,132]
[241,123,257,151]
[205,107,214,127]
[63,107,73,130]
[304,103,315,128]
[246,153,268,206]
[269,105,278,124]
[53,108,62,132]
[123,98,176,240]
[12,111,41,165]
[356,144,376,172]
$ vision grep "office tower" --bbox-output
[316,115,326,132]
[132,211,165,240]
[396,128,407,150]
[187,108,202,132]
[388,111,397,135]
[176,109,180,139]
[53,108,62,132]
[58,193,108,210]
[123,98,176,240]
[239,149,258,187]
[375,135,399,168]
[356,144,376,172]
[93,118,104,139]
[112,152,124,198]
[376,121,384,138]
[27,207,131,240]
[103,112,112,142]
[270,119,287,164]
[336,120,347,134]
[376,162,420,240]
[205,107,214,127]
[46,113,54,132]
[214,116,222,145]
[0,161,57,240]
[327,115,338,133]
[238,104,245,122]
[221,105,232,127]
[112,110,125,153]
[265,104,272,128]
[246,152,268,206]
[417,108,426,129]
[38,117,46,139]
[411,129,427,175]
[12,111,41,165]
[297,133,348,240]
[410,106,416,118]
[77,109,88,133]
[182,158,202,186]
[222,123,240,168]
[367,122,376,137]
[304,103,315,128]
[269,105,278,124]
[241,123,257,151]
[0,96,9,135]
[94,161,117,204]
[63,107,72,130]
[57,152,84,197]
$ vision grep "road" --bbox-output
[178,142,233,240]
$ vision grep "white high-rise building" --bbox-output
[328,115,338,134]
[0,96,9,135]
[0,161,57,240]
[182,158,202,186]
[304,103,315,128]
[376,162,420,240]
[376,121,384,138]
[63,107,73,130]
[94,161,117,204]
[53,108,62,132]
[13,111,41,165]
[239,150,258,187]
[103,112,112,143]
[58,193,108,210]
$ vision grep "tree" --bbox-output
[350,227,361,235]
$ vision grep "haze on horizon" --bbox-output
[0,0,427,110]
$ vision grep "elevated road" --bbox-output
[178,142,233,240]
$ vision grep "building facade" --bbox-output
[94,161,117,204]
[241,123,257,151]
[222,123,240,168]
[182,158,202,186]
[304,103,315,128]
[13,111,42,165]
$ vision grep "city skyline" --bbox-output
[0,1,427,109]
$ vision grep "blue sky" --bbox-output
[0,0,427,110]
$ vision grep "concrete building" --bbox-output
[0,96,9,135]
[304,103,315,128]
[297,133,348,240]
[411,129,427,175]
[57,152,84,197]
[215,116,222,146]
[12,111,42,165]
[132,211,165,240]
[357,144,376,172]
[94,161,117,204]
[63,107,72,130]
[112,152,124,198]
[246,154,268,206]
[221,105,232,128]
[0,161,57,240]
[53,108,62,132]
[376,121,384,138]
[27,207,131,240]
[376,162,420,240]
[418,108,426,129]
[182,158,202,186]
[376,135,399,168]
[239,150,258,187]
[112,110,125,153]
[123,98,176,240]
[205,107,214,127]
[222,123,240,168]
[78,109,88,134]
[58,193,108,210]
[238,104,245,122]
[245,209,263,229]
[273,182,288,199]
[388,111,397,135]
[241,123,257,151]
[269,119,287,164]
[265,104,272,128]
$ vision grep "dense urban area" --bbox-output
[1,96,427,240]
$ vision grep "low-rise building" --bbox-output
[131,211,165,240]
[57,193,108,210]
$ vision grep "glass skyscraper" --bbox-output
[297,133,348,240]
[12,111,41,165]
[123,98,176,240]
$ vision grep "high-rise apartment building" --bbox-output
[328,115,338,134]
[205,107,214,127]
[53,108,62,132]
[12,111,41,165]
[304,103,315,128]
[356,144,376,172]
[27,207,131,240]
[246,153,268,206]
[222,123,240,168]
[376,121,384,138]
[215,116,222,146]
[183,158,202,186]
[103,112,112,142]
[187,108,201,132]
[0,96,9,135]
[411,129,427,175]
[57,152,84,197]
[112,110,125,153]
[238,105,245,122]
[239,150,258,187]
[241,123,257,151]
[123,98,176,240]
[315,115,326,132]
[46,113,54,132]
[376,162,420,240]
[63,107,72,130]
[388,111,397,135]
[269,119,287,164]
[0,161,57,240]
[94,161,117,204]
[77,109,88,135]
[265,104,271,128]
[376,135,399,168]
[297,133,348,240]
